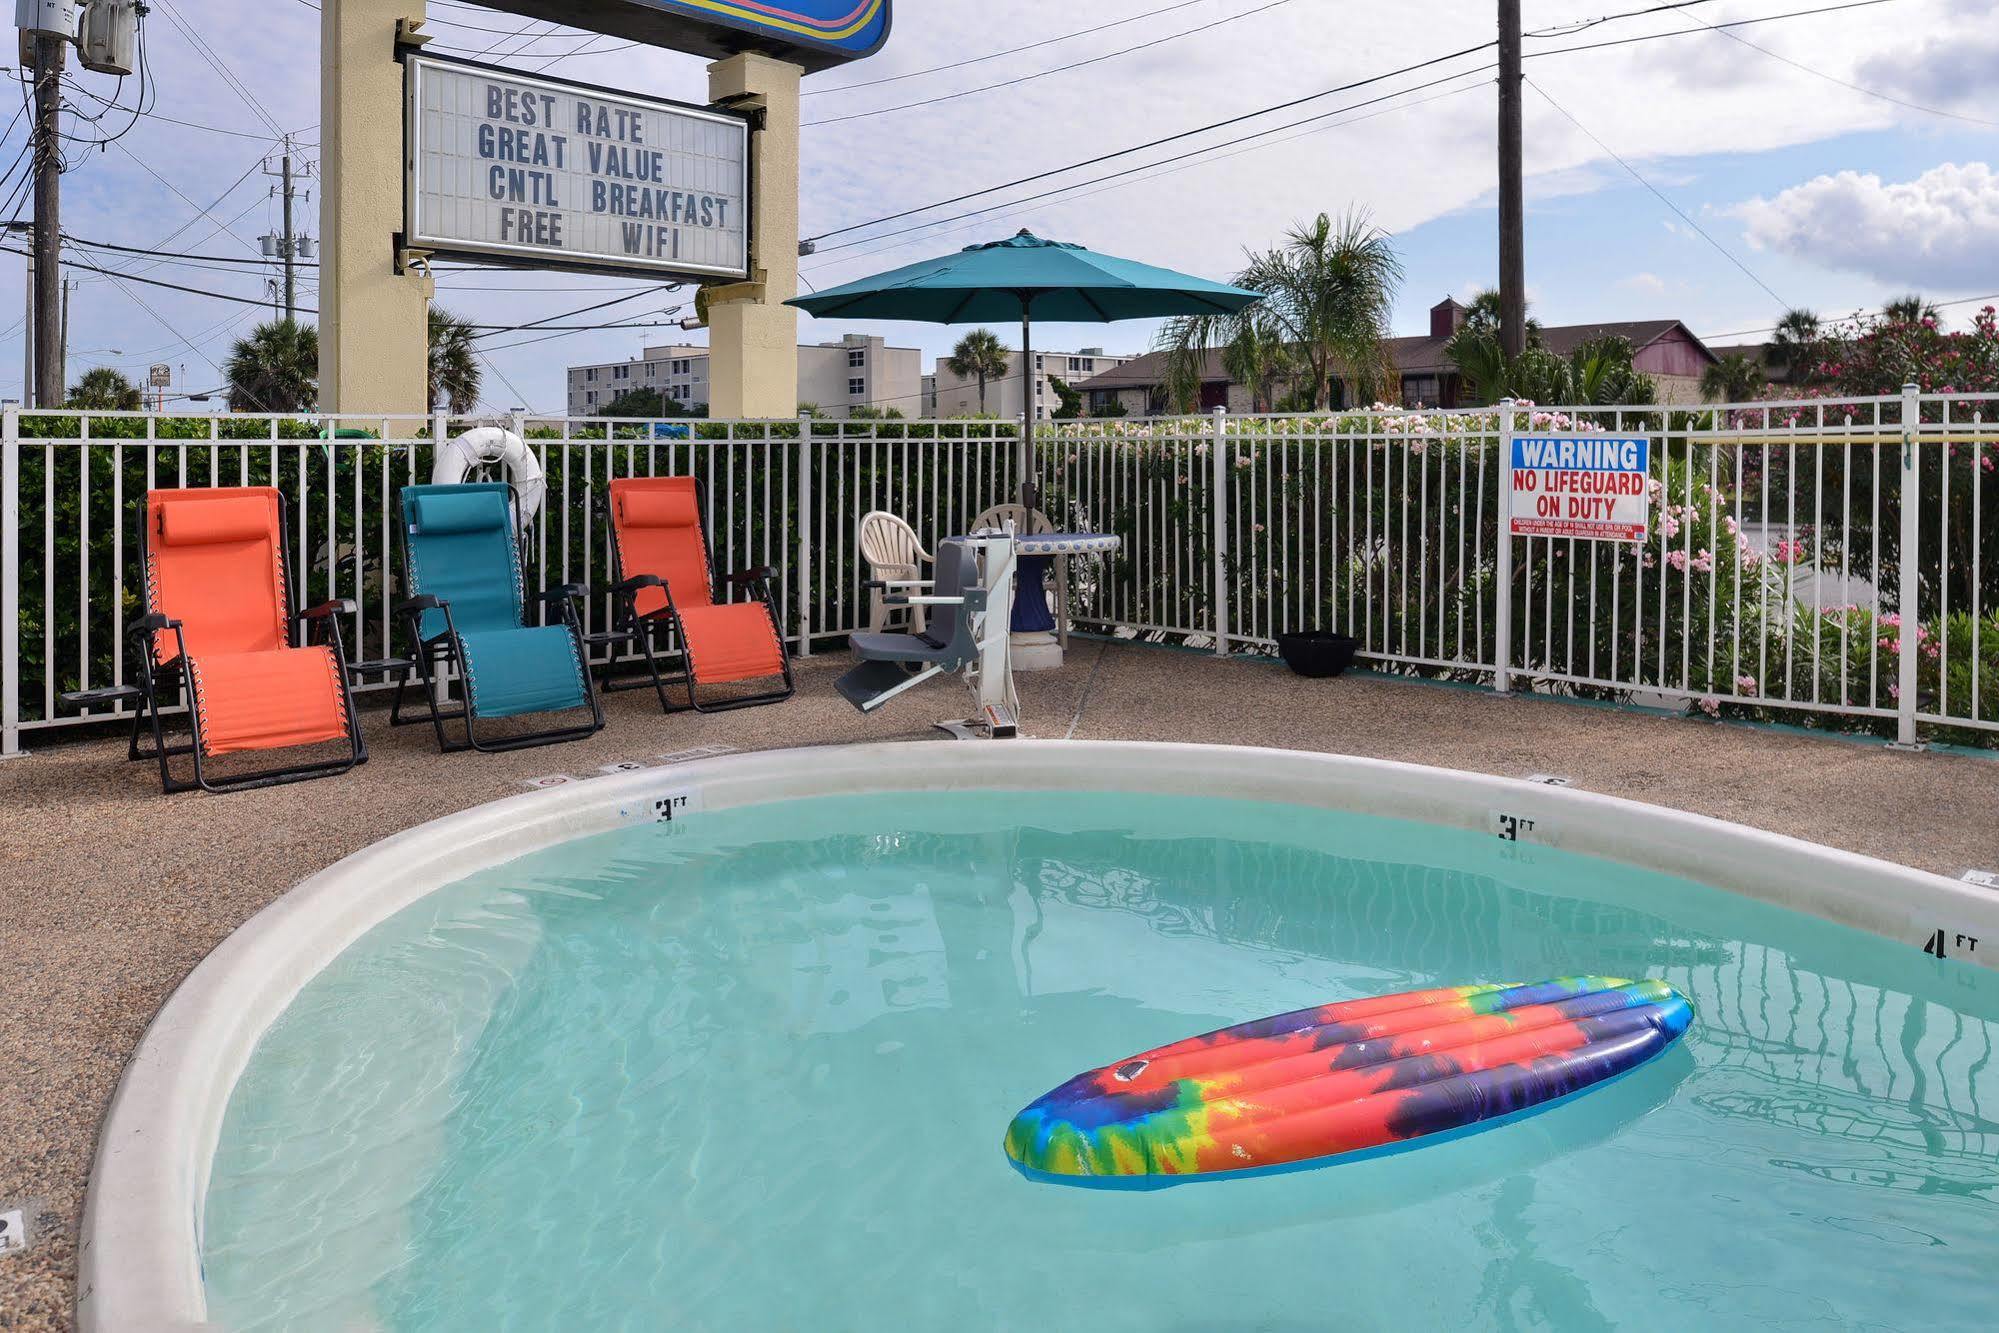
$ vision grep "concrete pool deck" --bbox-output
[5,641,1998,1328]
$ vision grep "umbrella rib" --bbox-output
[943,289,983,323]
[1079,290,1114,321]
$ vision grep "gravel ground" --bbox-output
[2,642,1995,1329]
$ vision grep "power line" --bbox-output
[805,35,1499,244]
[804,0,1901,251]
[1525,77,1786,306]
[1699,291,1999,342]
[1670,5,1998,127]
[152,0,286,138]
[803,1,1293,127]
[804,0,1222,96]
[805,76,1492,279]
[811,66,1495,258]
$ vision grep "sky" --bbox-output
[6,0,1996,413]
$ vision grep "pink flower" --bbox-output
[1666,549,1689,572]
[1696,696,1720,718]
[1660,514,1681,540]
[1736,674,1759,697]
[1692,549,1715,573]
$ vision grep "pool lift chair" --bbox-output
[836,529,1021,739]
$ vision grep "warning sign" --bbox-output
[1509,434,1651,542]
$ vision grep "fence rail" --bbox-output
[4,389,1993,757]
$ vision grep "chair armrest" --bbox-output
[394,595,442,617]
[294,599,356,622]
[614,573,665,595]
[133,612,179,633]
[724,565,777,587]
[60,683,144,709]
[539,583,589,604]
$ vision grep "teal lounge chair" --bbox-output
[392,482,604,753]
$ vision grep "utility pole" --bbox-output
[281,149,295,320]
[30,30,65,407]
[261,138,313,326]
[1497,0,1526,363]
[59,277,70,385]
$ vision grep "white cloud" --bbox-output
[1620,272,1667,295]
[1733,162,1999,287]
[1855,28,1999,115]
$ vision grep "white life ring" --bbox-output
[431,427,545,527]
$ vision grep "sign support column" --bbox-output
[706,52,800,420]
[322,0,433,417]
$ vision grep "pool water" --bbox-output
[202,792,1999,1331]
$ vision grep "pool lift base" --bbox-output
[836,529,1021,739]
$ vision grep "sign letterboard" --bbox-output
[404,53,750,281]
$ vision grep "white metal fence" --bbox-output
[3,388,1993,756]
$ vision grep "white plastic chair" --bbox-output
[970,502,1069,650]
[858,510,933,634]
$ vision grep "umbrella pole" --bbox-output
[1018,299,1035,510]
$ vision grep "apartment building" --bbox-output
[929,346,1138,421]
[567,333,922,418]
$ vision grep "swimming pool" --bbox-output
[81,744,1999,1330]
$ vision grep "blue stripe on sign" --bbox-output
[1513,436,1650,472]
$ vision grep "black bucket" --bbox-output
[1276,631,1358,679]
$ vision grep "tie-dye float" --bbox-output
[1005,976,1692,1186]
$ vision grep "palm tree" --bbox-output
[945,328,1009,412]
[65,366,142,411]
[1882,294,1941,325]
[1219,320,1295,413]
[1769,307,1820,379]
[1159,209,1402,412]
[1457,287,1542,343]
[428,307,482,414]
[1701,352,1765,403]
[224,319,318,413]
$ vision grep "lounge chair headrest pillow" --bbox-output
[618,489,699,530]
[158,495,273,547]
[412,491,508,536]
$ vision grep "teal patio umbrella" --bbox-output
[788,230,1262,497]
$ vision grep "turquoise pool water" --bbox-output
[203,792,1999,1331]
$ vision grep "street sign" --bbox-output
[404,53,750,281]
[471,1,891,73]
[1508,434,1651,542]
[147,363,170,387]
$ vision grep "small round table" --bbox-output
[1008,531,1120,670]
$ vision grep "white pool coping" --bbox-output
[76,740,1999,1331]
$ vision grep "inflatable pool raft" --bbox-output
[1005,976,1692,1186]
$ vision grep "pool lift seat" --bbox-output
[836,531,1020,739]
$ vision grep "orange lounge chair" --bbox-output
[60,486,364,794]
[602,476,794,713]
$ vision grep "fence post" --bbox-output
[1494,397,1517,695]
[796,411,813,658]
[1895,380,1922,748]
[1211,405,1229,657]
[2,399,20,758]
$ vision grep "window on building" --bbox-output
[645,364,657,378]
[848,377,866,396]
[1067,357,1080,372]
[614,365,630,380]
[847,348,865,367]
[585,368,597,382]
[1082,358,1095,372]
[586,390,598,404]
